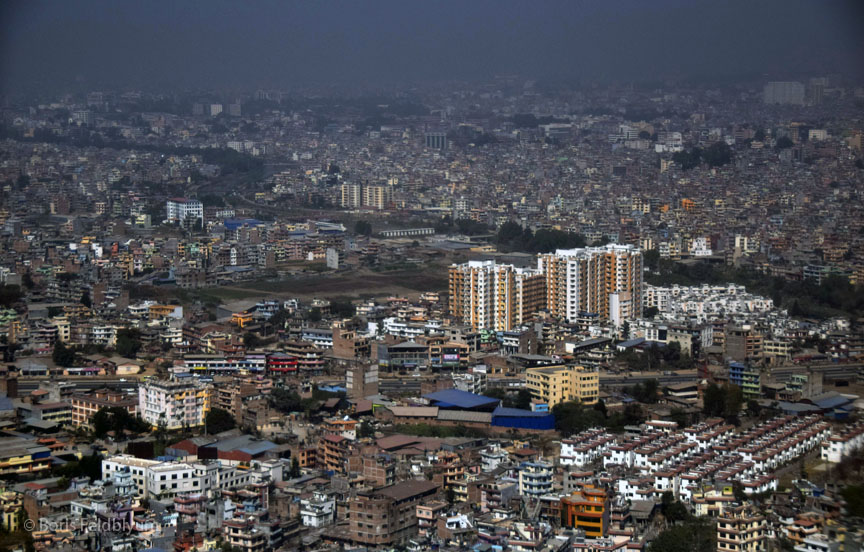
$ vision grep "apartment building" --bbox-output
[448,260,545,331]
[538,244,642,326]
[717,505,767,551]
[525,364,599,407]
[70,388,138,428]
[518,461,553,497]
[138,379,211,430]
[347,480,439,546]
[166,198,203,224]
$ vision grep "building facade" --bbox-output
[538,244,642,326]
[448,260,545,331]
[138,379,211,430]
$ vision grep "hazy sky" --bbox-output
[2,0,863,92]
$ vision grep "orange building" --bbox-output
[560,485,609,538]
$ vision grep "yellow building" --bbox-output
[525,364,599,407]
[0,487,22,532]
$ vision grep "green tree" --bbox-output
[842,485,864,518]
[243,333,262,349]
[702,141,733,167]
[52,341,76,367]
[643,249,660,271]
[115,328,141,358]
[354,220,372,236]
[661,490,691,523]
[80,290,92,308]
[289,456,301,478]
[702,383,725,418]
[648,518,715,552]
[775,136,794,149]
[357,420,375,438]
[205,407,236,434]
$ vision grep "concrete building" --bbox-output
[166,198,203,224]
[525,364,599,407]
[538,244,642,326]
[448,260,545,331]
[717,505,767,551]
[70,388,138,428]
[763,82,805,106]
[347,480,439,546]
[138,379,211,430]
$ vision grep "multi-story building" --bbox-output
[166,198,203,224]
[728,362,762,400]
[347,480,439,546]
[70,388,138,428]
[138,379,211,430]
[763,81,805,105]
[362,184,392,210]
[525,364,599,407]
[0,437,52,476]
[340,183,362,208]
[538,244,642,326]
[717,505,767,552]
[560,485,610,538]
[518,461,553,497]
[448,260,545,331]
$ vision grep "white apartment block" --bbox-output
[138,379,212,430]
[166,198,203,224]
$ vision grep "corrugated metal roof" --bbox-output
[436,410,492,423]
[389,406,439,417]
[424,389,500,409]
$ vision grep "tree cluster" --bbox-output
[92,407,151,439]
[554,399,644,435]
[496,221,587,253]
[702,383,744,421]
[648,517,715,552]
[672,142,733,170]
[205,407,237,434]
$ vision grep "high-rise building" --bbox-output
[425,132,448,150]
[763,82,805,106]
[538,244,642,326]
[340,183,362,208]
[362,184,392,210]
[448,260,545,331]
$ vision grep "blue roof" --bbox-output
[813,395,852,409]
[777,401,821,413]
[0,395,13,411]
[492,406,551,418]
[424,389,500,409]
[224,218,262,230]
[617,338,645,348]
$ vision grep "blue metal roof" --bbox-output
[813,395,852,409]
[424,389,500,409]
[617,338,645,348]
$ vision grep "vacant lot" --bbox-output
[210,266,448,303]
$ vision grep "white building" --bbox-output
[300,492,336,527]
[138,379,211,430]
[166,198,203,224]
